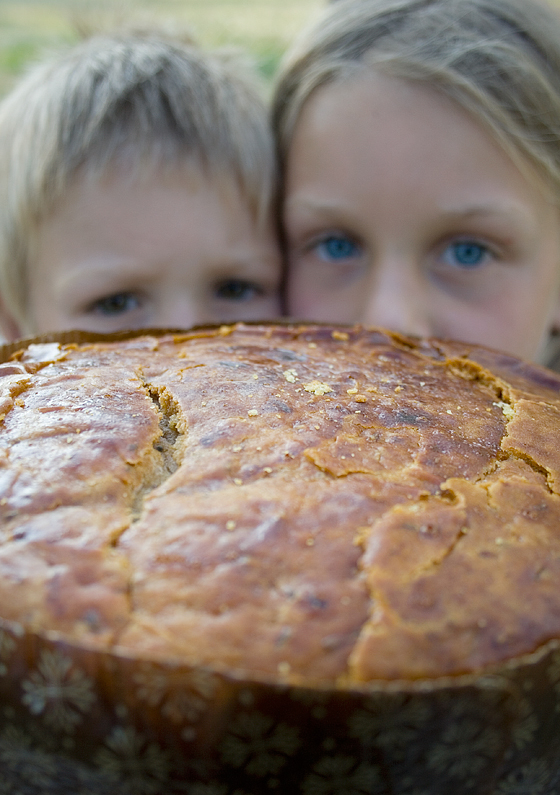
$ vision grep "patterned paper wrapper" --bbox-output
[0,618,560,795]
[2,328,560,795]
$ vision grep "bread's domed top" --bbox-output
[2,323,560,686]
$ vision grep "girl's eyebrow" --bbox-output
[437,204,536,234]
[441,204,527,218]
[286,198,534,229]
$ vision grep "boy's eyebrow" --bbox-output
[57,251,281,292]
[55,258,158,291]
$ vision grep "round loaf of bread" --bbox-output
[1,323,560,793]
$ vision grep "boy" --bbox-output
[0,28,281,340]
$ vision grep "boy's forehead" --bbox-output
[51,156,270,234]
[40,164,273,261]
[84,152,272,227]
[81,155,223,192]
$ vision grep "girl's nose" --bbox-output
[360,264,432,339]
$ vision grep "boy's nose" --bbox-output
[360,267,432,339]
[155,296,209,330]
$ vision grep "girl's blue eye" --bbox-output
[443,241,489,268]
[316,235,360,262]
[91,292,140,316]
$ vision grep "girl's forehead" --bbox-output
[290,70,555,205]
[303,71,472,133]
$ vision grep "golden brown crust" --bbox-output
[2,323,560,685]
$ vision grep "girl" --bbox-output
[273,0,560,367]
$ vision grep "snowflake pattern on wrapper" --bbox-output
[187,784,229,795]
[0,629,16,677]
[94,725,171,795]
[510,696,539,752]
[0,723,57,790]
[397,789,432,795]
[426,718,503,782]
[133,663,218,724]
[546,650,560,710]
[348,693,432,759]
[219,711,300,777]
[20,649,96,732]
[301,754,385,795]
[494,758,553,794]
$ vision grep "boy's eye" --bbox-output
[214,279,262,301]
[315,235,361,262]
[89,292,140,316]
[442,241,490,269]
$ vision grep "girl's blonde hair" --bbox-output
[0,29,276,332]
[273,0,560,190]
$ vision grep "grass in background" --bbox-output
[0,0,324,95]
[3,0,560,95]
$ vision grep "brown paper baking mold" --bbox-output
[1,616,560,794]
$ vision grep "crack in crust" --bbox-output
[438,354,559,496]
[129,384,186,523]
[0,365,31,425]
[504,450,554,494]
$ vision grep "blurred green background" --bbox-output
[2,0,559,97]
[0,0,324,96]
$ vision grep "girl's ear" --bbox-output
[541,299,560,371]
[551,295,560,337]
[0,294,24,342]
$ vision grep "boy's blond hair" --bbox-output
[0,29,276,333]
[272,0,560,367]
